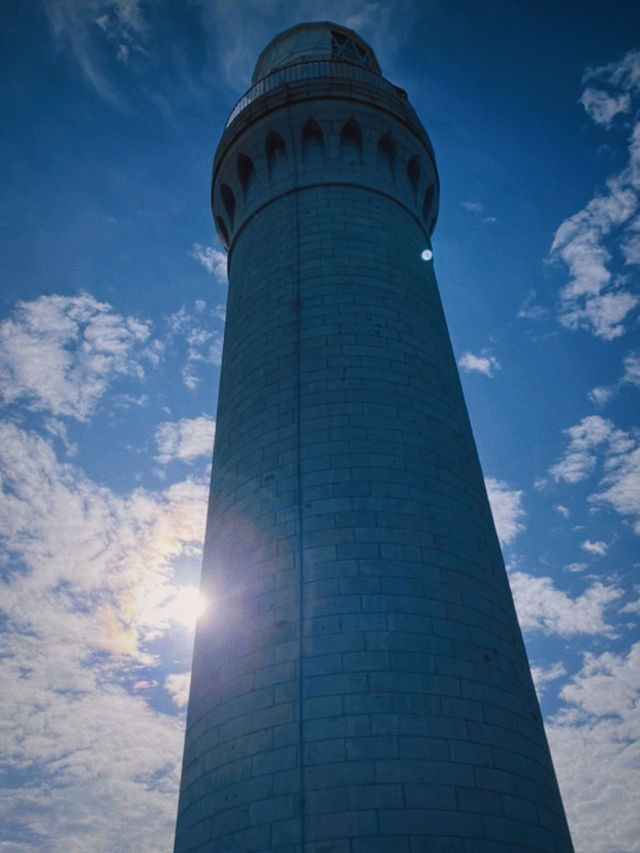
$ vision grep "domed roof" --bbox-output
[252,21,381,84]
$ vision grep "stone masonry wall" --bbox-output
[173,69,573,853]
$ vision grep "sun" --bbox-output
[166,586,208,629]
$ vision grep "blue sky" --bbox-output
[1,1,639,851]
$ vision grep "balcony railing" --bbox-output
[225,59,408,129]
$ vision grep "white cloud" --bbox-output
[592,444,640,533]
[564,561,588,574]
[620,588,640,615]
[0,293,155,421]
[458,350,501,377]
[580,87,631,126]
[582,48,640,101]
[167,301,225,390]
[549,49,640,340]
[586,351,640,405]
[0,420,209,850]
[155,416,216,464]
[581,539,608,556]
[550,415,640,533]
[509,571,622,637]
[485,477,525,545]
[588,384,615,406]
[547,642,640,852]
[556,504,571,518]
[517,288,549,321]
[550,415,615,484]
[189,243,228,285]
[622,351,640,387]
[531,661,567,695]
[165,672,191,709]
[460,200,484,212]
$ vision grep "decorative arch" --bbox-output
[301,118,324,164]
[377,131,396,178]
[265,131,286,175]
[236,153,255,196]
[340,119,362,164]
[220,184,235,226]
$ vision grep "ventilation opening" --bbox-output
[340,119,362,165]
[216,216,230,249]
[237,154,255,196]
[266,131,286,176]
[220,184,235,226]
[377,131,396,179]
[301,118,324,166]
[407,155,421,199]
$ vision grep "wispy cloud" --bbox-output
[547,642,640,852]
[550,415,618,484]
[587,350,640,405]
[580,87,631,127]
[189,243,228,285]
[458,350,501,377]
[622,350,640,388]
[165,672,191,709]
[0,292,156,421]
[485,477,525,545]
[510,571,621,637]
[167,301,225,390]
[0,420,208,850]
[155,416,215,464]
[517,288,550,321]
[43,0,150,104]
[551,415,640,533]
[588,384,616,406]
[531,661,567,695]
[549,49,640,340]
[581,539,608,557]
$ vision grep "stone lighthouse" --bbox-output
[173,22,573,853]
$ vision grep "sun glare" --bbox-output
[168,587,208,628]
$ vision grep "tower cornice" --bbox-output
[212,63,440,252]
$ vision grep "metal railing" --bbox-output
[225,59,407,129]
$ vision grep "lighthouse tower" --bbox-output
[174,22,573,853]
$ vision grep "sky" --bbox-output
[0,0,639,851]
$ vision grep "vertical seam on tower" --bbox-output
[289,104,306,853]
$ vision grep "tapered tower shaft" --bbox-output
[174,22,573,853]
